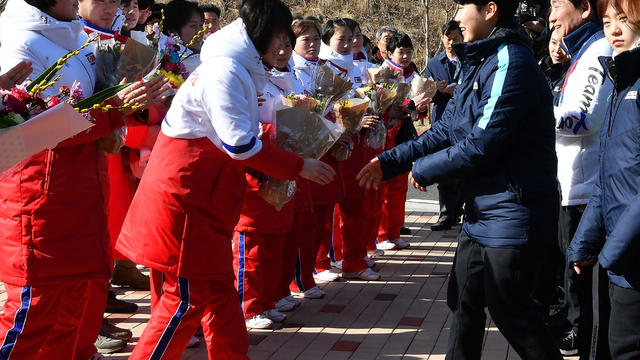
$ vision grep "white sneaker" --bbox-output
[314,269,339,282]
[331,260,343,271]
[301,286,325,299]
[392,238,411,249]
[368,249,385,258]
[365,256,376,268]
[187,336,200,348]
[342,268,381,281]
[276,297,296,312]
[285,295,300,307]
[245,314,273,329]
[376,240,397,250]
[265,309,287,322]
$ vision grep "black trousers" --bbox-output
[559,206,611,360]
[436,179,463,224]
[446,232,562,360]
[609,284,640,360]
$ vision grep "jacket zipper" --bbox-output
[607,89,619,137]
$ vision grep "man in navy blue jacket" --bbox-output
[424,21,465,231]
[357,1,562,358]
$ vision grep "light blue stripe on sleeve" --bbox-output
[477,43,510,130]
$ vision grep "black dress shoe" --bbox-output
[431,218,452,231]
[400,226,412,235]
[105,290,138,313]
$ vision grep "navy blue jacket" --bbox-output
[378,27,558,248]
[567,48,640,290]
[425,51,459,123]
[540,56,569,105]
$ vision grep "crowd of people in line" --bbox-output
[0,0,638,359]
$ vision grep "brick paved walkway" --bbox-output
[0,210,579,359]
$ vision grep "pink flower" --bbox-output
[3,94,28,114]
[164,62,176,72]
[70,81,84,104]
[47,96,61,108]
[11,88,31,103]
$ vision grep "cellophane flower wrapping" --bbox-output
[257,95,345,210]
[355,84,397,149]
[312,65,353,113]
[95,42,123,90]
[117,38,160,85]
[410,76,438,98]
[332,97,370,160]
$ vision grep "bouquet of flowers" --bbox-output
[331,97,370,160]
[1,40,139,179]
[355,82,398,149]
[257,93,344,210]
[312,65,353,113]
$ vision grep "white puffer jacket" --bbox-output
[555,35,613,206]
[291,51,319,94]
[259,64,304,124]
[319,43,363,92]
[0,0,96,97]
[161,18,267,160]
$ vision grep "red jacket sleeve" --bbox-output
[240,140,304,181]
[56,99,125,148]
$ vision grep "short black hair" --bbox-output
[240,0,293,55]
[386,33,413,53]
[200,3,221,17]
[363,34,372,48]
[569,0,598,16]
[342,18,361,33]
[163,0,203,37]
[25,0,56,12]
[137,0,154,11]
[441,20,461,36]
[145,3,164,25]
[453,0,519,23]
[322,18,349,45]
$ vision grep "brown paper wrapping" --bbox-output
[258,106,344,209]
[117,38,160,84]
[367,67,395,84]
[394,82,411,105]
[411,76,438,98]
[332,98,370,132]
[280,95,317,112]
[314,65,353,105]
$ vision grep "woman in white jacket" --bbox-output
[114,0,334,358]
[0,0,166,359]
[319,18,363,91]
[291,19,322,94]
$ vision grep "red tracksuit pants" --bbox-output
[377,174,409,242]
[131,271,248,360]
[232,231,285,319]
[316,193,383,274]
[287,205,333,293]
[0,279,108,360]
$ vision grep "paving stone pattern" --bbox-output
[0,211,579,360]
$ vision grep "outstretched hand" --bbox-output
[356,157,383,190]
[409,171,427,192]
[299,158,336,185]
[115,76,171,113]
[0,61,33,90]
